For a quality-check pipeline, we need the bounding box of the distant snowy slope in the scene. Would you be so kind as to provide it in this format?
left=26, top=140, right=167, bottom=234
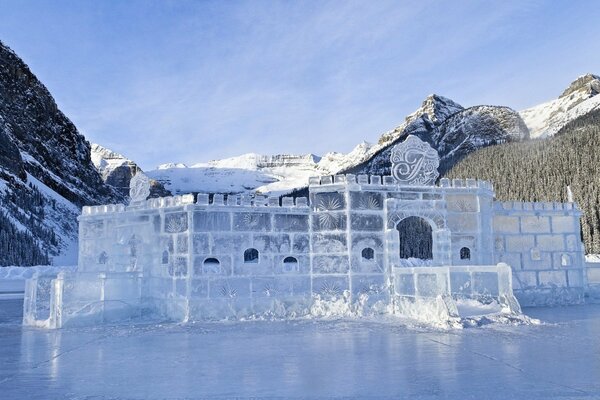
left=145, top=142, right=378, bottom=196
left=148, top=149, right=374, bottom=196
left=520, top=74, right=600, bottom=138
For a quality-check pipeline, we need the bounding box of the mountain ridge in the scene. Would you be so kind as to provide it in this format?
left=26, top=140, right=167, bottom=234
left=0, top=40, right=123, bottom=265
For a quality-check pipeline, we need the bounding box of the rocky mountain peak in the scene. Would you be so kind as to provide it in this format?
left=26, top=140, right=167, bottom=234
left=560, top=73, right=600, bottom=99
left=413, top=94, right=464, bottom=125
left=90, top=143, right=170, bottom=198
left=378, top=94, right=463, bottom=146
left=0, top=41, right=120, bottom=206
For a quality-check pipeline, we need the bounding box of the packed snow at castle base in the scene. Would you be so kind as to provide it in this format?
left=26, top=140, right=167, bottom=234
left=21, top=136, right=599, bottom=329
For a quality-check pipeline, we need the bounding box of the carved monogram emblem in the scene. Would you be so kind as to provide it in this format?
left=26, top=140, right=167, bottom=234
left=129, top=173, right=151, bottom=204
left=390, top=135, right=439, bottom=186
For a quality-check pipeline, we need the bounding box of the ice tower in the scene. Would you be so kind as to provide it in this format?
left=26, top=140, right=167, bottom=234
left=23, top=136, right=587, bottom=328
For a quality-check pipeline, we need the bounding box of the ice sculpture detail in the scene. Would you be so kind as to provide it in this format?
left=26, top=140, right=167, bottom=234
left=391, top=135, right=440, bottom=186
left=22, top=147, right=589, bottom=328
left=129, top=172, right=151, bottom=203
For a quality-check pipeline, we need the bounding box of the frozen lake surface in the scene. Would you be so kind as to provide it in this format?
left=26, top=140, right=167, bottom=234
left=1, top=299, right=600, bottom=399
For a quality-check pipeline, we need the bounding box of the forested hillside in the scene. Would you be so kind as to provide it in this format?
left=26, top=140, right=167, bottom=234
left=446, top=109, right=600, bottom=253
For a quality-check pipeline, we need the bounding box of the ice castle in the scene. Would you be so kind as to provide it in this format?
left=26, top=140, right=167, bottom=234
left=24, top=136, right=588, bottom=328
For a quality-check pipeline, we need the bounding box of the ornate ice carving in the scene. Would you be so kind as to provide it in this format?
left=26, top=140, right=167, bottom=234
left=390, top=135, right=439, bottom=186
left=129, top=173, right=151, bottom=204
left=316, top=194, right=344, bottom=230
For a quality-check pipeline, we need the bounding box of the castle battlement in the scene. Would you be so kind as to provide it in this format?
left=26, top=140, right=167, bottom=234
left=82, top=194, right=310, bottom=216
left=309, top=174, right=494, bottom=191
left=493, top=201, right=581, bottom=213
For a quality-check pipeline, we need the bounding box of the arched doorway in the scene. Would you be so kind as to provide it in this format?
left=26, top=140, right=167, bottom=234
left=397, top=216, right=433, bottom=260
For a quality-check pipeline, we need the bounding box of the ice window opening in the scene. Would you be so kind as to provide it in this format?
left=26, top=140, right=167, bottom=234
left=244, top=248, right=259, bottom=263
left=460, top=247, right=471, bottom=260
left=361, top=247, right=374, bottom=261
left=283, top=256, right=298, bottom=272
left=161, top=250, right=169, bottom=264
left=204, top=258, right=220, bottom=266
left=397, top=216, right=433, bottom=260
left=98, top=251, right=108, bottom=264
left=561, top=253, right=572, bottom=266
left=283, top=256, right=298, bottom=264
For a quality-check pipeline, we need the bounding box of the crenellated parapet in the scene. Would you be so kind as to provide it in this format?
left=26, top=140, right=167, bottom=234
left=493, top=201, right=581, bottom=213
left=308, top=174, right=494, bottom=192
left=81, top=194, right=309, bottom=216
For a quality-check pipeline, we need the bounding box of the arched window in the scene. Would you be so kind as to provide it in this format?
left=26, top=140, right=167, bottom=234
left=460, top=247, right=471, bottom=260
left=244, top=248, right=259, bottom=263
left=98, top=251, right=108, bottom=264
left=283, top=256, right=298, bottom=272
left=561, top=253, right=572, bottom=267
left=203, top=257, right=221, bottom=274
left=161, top=250, right=169, bottom=264
left=361, top=247, right=374, bottom=261
left=204, top=257, right=220, bottom=266
left=283, top=256, right=298, bottom=264
left=396, top=216, right=433, bottom=260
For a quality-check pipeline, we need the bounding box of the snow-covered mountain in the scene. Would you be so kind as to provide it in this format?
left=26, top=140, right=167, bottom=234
left=146, top=94, right=527, bottom=196
left=0, top=41, right=124, bottom=265
left=91, top=143, right=140, bottom=195
left=146, top=144, right=375, bottom=196
left=91, top=143, right=169, bottom=197
left=520, top=74, right=600, bottom=138
left=344, top=102, right=528, bottom=177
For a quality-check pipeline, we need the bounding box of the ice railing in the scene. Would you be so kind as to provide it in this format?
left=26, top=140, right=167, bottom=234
left=392, top=264, right=522, bottom=322
left=493, top=201, right=581, bottom=212
left=82, top=194, right=310, bottom=216
left=24, top=271, right=143, bottom=329
left=308, top=175, right=494, bottom=191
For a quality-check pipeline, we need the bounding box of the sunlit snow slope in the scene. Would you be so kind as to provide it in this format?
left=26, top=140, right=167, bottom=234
left=146, top=144, right=375, bottom=196
left=520, top=74, right=600, bottom=138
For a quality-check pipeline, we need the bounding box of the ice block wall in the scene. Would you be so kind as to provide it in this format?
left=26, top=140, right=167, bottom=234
left=493, top=201, right=586, bottom=305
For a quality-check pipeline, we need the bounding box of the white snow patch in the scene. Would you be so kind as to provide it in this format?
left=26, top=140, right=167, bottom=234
left=520, top=88, right=600, bottom=138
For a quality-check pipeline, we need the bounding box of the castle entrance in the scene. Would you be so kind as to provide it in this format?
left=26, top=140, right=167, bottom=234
left=397, top=216, right=433, bottom=260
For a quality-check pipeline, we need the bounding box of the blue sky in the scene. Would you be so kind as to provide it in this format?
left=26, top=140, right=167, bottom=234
left=1, top=0, right=599, bottom=170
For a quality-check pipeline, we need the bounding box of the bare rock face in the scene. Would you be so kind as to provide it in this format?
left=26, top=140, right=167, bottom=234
left=560, top=74, right=600, bottom=99
left=91, top=143, right=171, bottom=198
left=434, top=105, right=529, bottom=174
left=0, top=40, right=123, bottom=265
left=0, top=117, right=24, bottom=178
left=344, top=96, right=528, bottom=177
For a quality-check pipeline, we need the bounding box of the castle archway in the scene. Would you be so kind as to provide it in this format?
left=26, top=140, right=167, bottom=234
left=396, top=216, right=433, bottom=260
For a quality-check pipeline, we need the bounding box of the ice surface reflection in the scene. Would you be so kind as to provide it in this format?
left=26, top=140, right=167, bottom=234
left=1, top=299, right=600, bottom=399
